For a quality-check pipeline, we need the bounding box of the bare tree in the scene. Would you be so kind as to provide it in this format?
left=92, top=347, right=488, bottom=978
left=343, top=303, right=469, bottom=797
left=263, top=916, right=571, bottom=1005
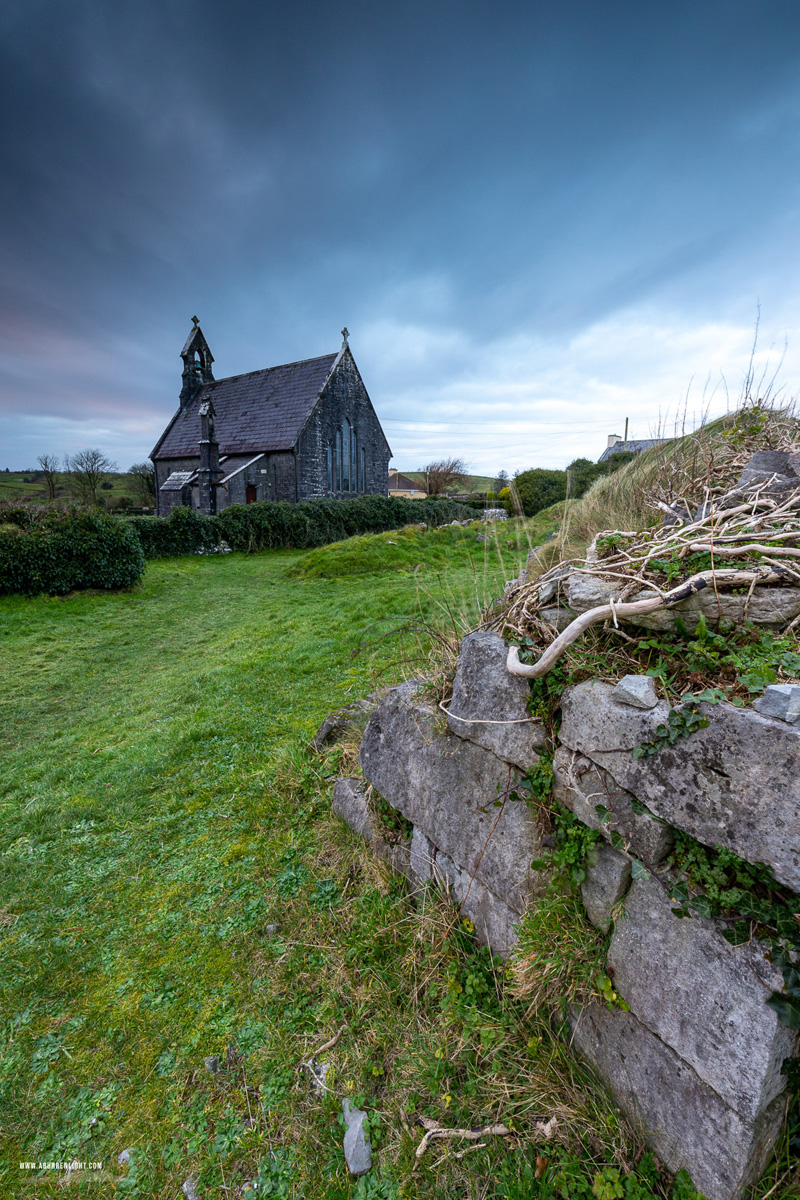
left=128, top=461, right=156, bottom=506
left=66, top=448, right=117, bottom=506
left=421, top=457, right=468, bottom=496
left=37, top=454, right=60, bottom=500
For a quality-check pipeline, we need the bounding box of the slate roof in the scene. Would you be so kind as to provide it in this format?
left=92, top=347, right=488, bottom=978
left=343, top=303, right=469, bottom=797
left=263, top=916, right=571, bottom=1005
left=152, top=353, right=338, bottom=460
left=160, top=470, right=195, bottom=491
left=389, top=471, right=423, bottom=491
left=598, top=438, right=667, bottom=463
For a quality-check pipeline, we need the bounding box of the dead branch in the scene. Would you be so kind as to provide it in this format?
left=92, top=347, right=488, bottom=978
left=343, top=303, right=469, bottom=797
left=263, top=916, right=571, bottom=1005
left=507, top=567, right=790, bottom=679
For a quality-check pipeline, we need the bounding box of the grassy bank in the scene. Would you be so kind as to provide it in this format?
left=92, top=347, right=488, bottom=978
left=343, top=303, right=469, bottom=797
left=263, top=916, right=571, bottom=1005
left=0, top=526, right=792, bottom=1198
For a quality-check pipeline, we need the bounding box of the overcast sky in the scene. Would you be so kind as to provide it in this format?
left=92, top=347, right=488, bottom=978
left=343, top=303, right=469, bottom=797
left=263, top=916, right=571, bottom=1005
left=2, top=0, right=800, bottom=475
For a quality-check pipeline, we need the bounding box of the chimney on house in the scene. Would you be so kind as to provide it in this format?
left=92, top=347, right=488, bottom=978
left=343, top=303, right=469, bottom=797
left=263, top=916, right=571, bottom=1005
left=607, top=434, right=623, bottom=448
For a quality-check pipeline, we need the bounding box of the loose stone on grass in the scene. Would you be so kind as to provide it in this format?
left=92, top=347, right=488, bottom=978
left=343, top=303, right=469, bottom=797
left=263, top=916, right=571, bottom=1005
left=117, top=1149, right=133, bottom=1165
left=183, top=1177, right=200, bottom=1200
left=204, top=1055, right=220, bottom=1074
left=342, top=1099, right=372, bottom=1175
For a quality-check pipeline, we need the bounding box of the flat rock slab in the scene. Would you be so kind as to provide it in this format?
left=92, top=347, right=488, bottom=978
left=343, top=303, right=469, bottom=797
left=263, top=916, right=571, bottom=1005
left=608, top=878, right=796, bottom=1121
left=553, top=745, right=674, bottom=865
left=570, top=1002, right=786, bottom=1200
left=559, top=682, right=800, bottom=891
left=360, top=682, right=545, bottom=912
left=565, top=572, right=800, bottom=632
left=434, top=850, right=519, bottom=957
left=332, top=777, right=412, bottom=880
left=446, top=630, right=547, bottom=770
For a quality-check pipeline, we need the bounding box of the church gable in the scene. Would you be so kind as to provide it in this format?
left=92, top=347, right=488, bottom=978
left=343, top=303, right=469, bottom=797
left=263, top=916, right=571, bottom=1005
left=151, top=322, right=390, bottom=514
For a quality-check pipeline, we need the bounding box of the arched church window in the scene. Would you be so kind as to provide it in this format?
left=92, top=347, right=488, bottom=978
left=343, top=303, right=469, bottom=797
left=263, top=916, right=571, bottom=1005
left=342, top=420, right=351, bottom=491
left=351, top=427, right=357, bottom=492
left=326, top=445, right=333, bottom=492
left=335, top=430, right=342, bottom=491
left=360, top=446, right=366, bottom=492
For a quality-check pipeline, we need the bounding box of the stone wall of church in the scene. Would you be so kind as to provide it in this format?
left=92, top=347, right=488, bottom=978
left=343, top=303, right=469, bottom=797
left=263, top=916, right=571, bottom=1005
left=297, top=351, right=390, bottom=500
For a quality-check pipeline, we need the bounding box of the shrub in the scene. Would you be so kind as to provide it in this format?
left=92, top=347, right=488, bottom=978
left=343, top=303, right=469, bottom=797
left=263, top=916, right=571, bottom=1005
left=0, top=510, right=145, bottom=596
left=126, top=495, right=475, bottom=559
left=512, top=468, right=568, bottom=517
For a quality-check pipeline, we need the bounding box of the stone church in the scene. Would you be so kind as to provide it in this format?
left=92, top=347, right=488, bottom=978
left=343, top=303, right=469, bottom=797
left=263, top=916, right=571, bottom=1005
left=150, top=321, right=391, bottom=516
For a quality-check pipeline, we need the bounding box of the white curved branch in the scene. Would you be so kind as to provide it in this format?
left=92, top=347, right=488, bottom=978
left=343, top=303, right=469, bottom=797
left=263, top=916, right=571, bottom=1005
left=506, top=567, right=792, bottom=679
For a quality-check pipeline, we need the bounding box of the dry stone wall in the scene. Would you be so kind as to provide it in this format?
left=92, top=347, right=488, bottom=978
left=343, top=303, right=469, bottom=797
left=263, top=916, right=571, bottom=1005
left=328, top=629, right=800, bottom=1200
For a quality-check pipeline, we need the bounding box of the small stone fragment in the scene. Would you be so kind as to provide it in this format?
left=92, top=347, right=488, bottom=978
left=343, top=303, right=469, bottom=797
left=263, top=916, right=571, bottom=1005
left=263, top=923, right=280, bottom=936
left=612, top=675, right=659, bottom=710
left=580, top=844, right=632, bottom=932
left=204, top=1055, right=220, bottom=1074
left=117, top=1149, right=133, bottom=1165
left=342, top=1099, right=372, bottom=1175
left=754, top=684, right=800, bottom=725
left=183, top=1177, right=199, bottom=1200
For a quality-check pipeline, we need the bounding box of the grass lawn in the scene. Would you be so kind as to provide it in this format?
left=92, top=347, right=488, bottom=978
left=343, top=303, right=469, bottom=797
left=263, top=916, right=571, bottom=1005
left=0, top=522, right=795, bottom=1199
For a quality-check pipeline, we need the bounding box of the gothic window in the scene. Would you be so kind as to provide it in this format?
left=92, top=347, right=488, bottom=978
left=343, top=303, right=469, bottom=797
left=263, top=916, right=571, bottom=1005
left=351, top=427, right=357, bottom=492
left=342, top=420, right=351, bottom=491
left=360, top=446, right=366, bottom=492
left=335, top=430, right=342, bottom=491
left=326, top=445, right=333, bottom=492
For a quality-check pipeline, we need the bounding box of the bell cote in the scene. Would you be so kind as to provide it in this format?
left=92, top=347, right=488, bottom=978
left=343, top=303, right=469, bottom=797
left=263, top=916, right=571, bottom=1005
left=180, top=317, right=215, bottom=408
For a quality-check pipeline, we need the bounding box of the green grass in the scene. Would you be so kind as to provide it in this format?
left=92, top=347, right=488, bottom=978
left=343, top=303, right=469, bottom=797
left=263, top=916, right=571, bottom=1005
left=0, top=534, right=795, bottom=1199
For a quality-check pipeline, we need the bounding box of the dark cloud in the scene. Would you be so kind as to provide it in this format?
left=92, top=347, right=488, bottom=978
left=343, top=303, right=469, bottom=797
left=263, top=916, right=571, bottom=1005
left=2, top=0, right=800, bottom=467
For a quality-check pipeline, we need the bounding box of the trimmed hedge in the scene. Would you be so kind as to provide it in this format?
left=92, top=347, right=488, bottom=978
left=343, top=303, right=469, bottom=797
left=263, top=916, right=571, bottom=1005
left=0, top=510, right=146, bottom=596
left=126, top=494, right=476, bottom=558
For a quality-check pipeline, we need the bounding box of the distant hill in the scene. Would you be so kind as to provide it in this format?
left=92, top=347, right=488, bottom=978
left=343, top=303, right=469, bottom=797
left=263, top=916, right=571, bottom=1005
left=0, top=471, right=146, bottom=507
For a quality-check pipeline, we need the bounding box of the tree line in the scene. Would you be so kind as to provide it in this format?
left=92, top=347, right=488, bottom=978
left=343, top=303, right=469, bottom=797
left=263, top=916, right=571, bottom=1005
left=28, top=451, right=156, bottom=507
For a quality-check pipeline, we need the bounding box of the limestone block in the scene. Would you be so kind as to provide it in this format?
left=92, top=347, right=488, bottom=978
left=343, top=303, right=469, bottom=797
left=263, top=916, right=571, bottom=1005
left=552, top=745, right=674, bottom=865
left=564, top=571, right=800, bottom=632
left=446, top=630, right=547, bottom=770
left=612, top=674, right=659, bottom=709
left=332, top=777, right=412, bottom=880
left=538, top=605, right=577, bottom=632
left=560, top=682, right=800, bottom=891
left=580, top=844, right=631, bottom=932
left=608, top=878, right=796, bottom=1121
left=736, top=449, right=799, bottom=489
left=570, top=1002, right=787, bottom=1200
left=332, top=777, right=376, bottom=842
left=410, top=826, right=436, bottom=883
left=754, top=683, right=800, bottom=725
left=434, top=850, right=519, bottom=957
left=360, top=682, right=545, bottom=912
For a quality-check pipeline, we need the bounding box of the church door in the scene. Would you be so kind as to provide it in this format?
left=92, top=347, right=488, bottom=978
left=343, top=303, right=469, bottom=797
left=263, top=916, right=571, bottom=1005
left=246, top=485, right=257, bottom=504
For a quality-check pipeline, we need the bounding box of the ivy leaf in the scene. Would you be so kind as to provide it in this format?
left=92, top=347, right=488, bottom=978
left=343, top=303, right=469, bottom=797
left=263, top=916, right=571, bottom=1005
left=775, top=908, right=799, bottom=941
left=594, top=804, right=610, bottom=825
left=722, top=922, right=751, bottom=947
left=670, top=881, right=690, bottom=905
left=609, top=830, right=625, bottom=851
left=630, top=859, right=650, bottom=881
left=629, top=798, right=645, bottom=815
left=671, top=907, right=690, bottom=919
left=690, top=895, right=713, bottom=920
left=766, top=992, right=800, bottom=1030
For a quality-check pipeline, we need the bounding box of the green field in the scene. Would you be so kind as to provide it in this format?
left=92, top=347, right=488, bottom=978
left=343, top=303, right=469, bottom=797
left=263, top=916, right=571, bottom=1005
left=0, top=522, right=795, bottom=1199
left=0, top=471, right=145, bottom=506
